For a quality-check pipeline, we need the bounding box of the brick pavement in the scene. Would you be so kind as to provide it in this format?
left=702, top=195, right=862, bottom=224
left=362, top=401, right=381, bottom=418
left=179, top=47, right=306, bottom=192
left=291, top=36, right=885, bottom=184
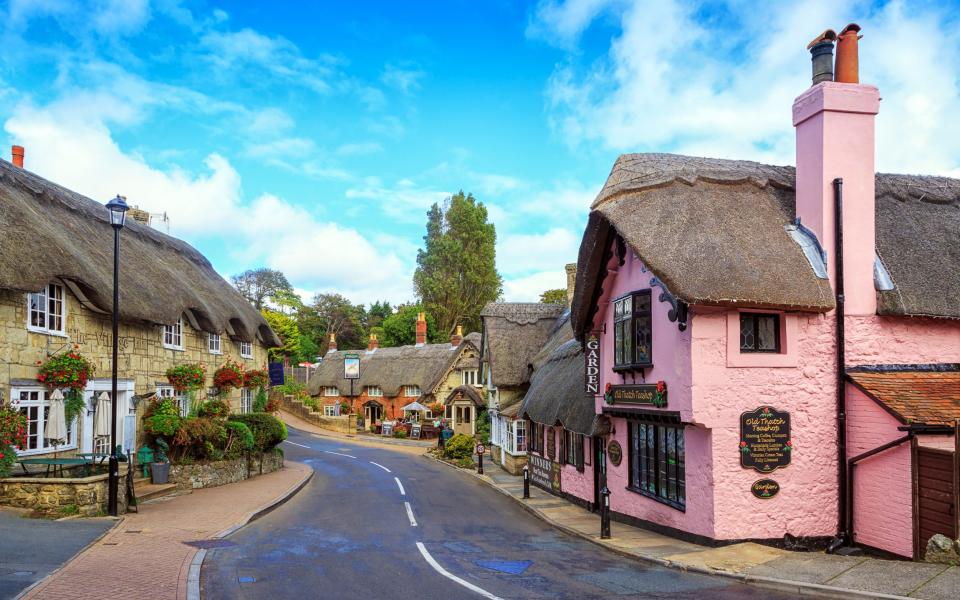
left=23, top=461, right=312, bottom=600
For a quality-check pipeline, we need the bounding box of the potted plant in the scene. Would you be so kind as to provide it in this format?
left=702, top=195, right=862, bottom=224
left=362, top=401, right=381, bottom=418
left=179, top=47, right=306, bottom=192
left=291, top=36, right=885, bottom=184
left=166, top=363, right=206, bottom=393
left=151, top=439, right=170, bottom=484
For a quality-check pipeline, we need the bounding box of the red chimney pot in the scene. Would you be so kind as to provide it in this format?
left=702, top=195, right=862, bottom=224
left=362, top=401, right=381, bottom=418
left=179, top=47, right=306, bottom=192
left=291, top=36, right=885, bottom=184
left=11, top=145, right=24, bottom=168
left=835, top=23, right=862, bottom=84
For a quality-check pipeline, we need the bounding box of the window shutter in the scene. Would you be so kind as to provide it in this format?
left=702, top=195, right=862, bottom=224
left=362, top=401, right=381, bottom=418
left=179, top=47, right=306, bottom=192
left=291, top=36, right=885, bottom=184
left=560, top=431, right=567, bottom=465
left=576, top=435, right=585, bottom=472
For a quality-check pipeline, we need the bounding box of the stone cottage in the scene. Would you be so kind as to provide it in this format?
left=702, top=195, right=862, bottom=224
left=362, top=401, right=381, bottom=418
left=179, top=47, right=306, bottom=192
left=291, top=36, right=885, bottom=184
left=0, top=149, right=279, bottom=461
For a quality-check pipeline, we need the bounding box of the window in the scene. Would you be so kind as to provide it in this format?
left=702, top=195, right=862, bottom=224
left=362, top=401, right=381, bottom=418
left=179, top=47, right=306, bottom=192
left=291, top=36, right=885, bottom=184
left=503, top=420, right=527, bottom=454
left=322, top=387, right=339, bottom=397
left=163, top=318, right=183, bottom=350
left=456, top=405, right=472, bottom=424
left=240, top=388, right=253, bottom=414
left=628, top=421, right=685, bottom=510
left=527, top=421, right=543, bottom=454
left=208, top=333, right=222, bottom=354
left=613, top=290, right=652, bottom=370
left=366, top=386, right=383, bottom=397
left=445, top=404, right=452, bottom=419
left=157, top=385, right=189, bottom=417
left=404, top=385, right=421, bottom=397
left=323, top=405, right=337, bottom=417
left=515, top=420, right=526, bottom=453
left=27, top=283, right=66, bottom=335
left=11, top=389, right=76, bottom=455
left=461, top=369, right=479, bottom=387
left=739, top=313, right=780, bottom=353
left=238, top=341, right=253, bottom=359
left=560, top=430, right=585, bottom=471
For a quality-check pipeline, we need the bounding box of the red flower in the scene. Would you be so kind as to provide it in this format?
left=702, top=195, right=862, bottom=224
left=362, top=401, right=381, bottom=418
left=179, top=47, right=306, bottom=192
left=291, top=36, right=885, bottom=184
left=656, top=380, right=666, bottom=393
left=786, top=440, right=792, bottom=447
left=739, top=441, right=747, bottom=447
left=604, top=383, right=612, bottom=393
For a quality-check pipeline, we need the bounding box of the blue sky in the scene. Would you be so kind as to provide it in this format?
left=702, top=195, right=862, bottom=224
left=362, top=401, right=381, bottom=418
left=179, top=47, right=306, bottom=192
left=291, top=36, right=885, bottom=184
left=2, top=1, right=958, bottom=306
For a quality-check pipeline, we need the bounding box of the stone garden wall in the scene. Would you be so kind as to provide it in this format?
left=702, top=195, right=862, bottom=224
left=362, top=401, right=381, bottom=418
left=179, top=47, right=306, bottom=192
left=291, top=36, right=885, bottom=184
left=281, top=396, right=357, bottom=433
left=168, top=450, right=284, bottom=490
left=0, top=472, right=128, bottom=516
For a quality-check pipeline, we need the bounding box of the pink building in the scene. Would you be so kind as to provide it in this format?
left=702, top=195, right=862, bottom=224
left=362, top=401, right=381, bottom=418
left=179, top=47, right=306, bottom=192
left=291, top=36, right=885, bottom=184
left=566, top=30, right=959, bottom=556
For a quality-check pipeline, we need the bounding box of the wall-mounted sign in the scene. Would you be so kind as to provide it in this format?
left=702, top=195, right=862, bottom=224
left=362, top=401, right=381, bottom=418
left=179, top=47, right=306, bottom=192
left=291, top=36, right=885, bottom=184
left=740, top=406, right=792, bottom=473
left=607, top=441, right=623, bottom=467
left=751, top=479, right=780, bottom=499
left=268, top=362, right=285, bottom=387
left=344, top=354, right=361, bottom=379
left=529, top=454, right=562, bottom=494
left=547, top=427, right=556, bottom=460
left=604, top=383, right=667, bottom=408
left=585, top=333, right=600, bottom=394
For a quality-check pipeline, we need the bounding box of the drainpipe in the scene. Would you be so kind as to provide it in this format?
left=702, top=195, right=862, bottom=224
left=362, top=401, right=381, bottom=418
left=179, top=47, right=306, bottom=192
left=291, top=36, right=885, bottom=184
left=846, top=433, right=912, bottom=548
left=828, top=177, right=850, bottom=554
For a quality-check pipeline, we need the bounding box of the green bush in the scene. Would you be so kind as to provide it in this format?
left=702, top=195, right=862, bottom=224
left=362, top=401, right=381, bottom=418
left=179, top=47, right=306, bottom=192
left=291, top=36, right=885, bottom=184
left=274, top=382, right=307, bottom=398
left=171, top=417, right=227, bottom=462
left=444, top=433, right=475, bottom=460
left=197, top=399, right=230, bottom=419
left=455, top=456, right=475, bottom=469
left=143, top=398, right=182, bottom=437
left=228, top=413, right=287, bottom=452
left=393, top=429, right=408, bottom=439
left=475, top=409, right=491, bottom=445
left=253, top=388, right=269, bottom=412
left=224, top=421, right=254, bottom=458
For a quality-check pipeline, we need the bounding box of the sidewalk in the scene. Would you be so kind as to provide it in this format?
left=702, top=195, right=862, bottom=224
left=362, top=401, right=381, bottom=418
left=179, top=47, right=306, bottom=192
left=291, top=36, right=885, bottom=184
left=469, top=465, right=959, bottom=600
left=279, top=409, right=435, bottom=455
left=21, top=461, right=312, bottom=600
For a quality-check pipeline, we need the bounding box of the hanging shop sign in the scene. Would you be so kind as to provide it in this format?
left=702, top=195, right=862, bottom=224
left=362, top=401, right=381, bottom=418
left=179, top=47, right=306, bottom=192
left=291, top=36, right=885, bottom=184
left=547, top=427, right=556, bottom=460
left=585, top=333, right=600, bottom=394
left=740, top=406, right=792, bottom=473
left=529, top=454, right=562, bottom=494
left=751, top=479, right=781, bottom=499
left=607, top=440, right=623, bottom=467
left=604, top=382, right=667, bottom=408
left=268, top=362, right=285, bottom=387
left=343, top=354, right=361, bottom=379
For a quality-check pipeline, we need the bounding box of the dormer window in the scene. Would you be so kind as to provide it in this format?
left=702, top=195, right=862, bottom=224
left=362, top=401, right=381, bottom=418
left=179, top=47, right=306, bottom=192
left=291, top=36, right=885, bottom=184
left=238, top=341, right=252, bottom=359
left=322, top=386, right=339, bottom=397
left=163, top=318, right=183, bottom=350
left=739, top=313, right=780, bottom=353
left=366, top=386, right=383, bottom=397
left=461, top=369, right=479, bottom=387
left=404, top=385, right=421, bottom=397
left=208, top=333, right=222, bottom=354
left=27, top=283, right=66, bottom=336
left=613, top=290, right=652, bottom=371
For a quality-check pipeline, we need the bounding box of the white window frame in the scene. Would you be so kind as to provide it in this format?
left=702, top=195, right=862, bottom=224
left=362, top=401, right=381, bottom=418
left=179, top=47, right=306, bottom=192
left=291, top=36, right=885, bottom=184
left=208, top=333, right=222, bottom=354
left=461, top=369, right=480, bottom=387
left=323, top=405, right=337, bottom=417
left=26, top=283, right=67, bottom=336
left=157, top=385, right=189, bottom=417
left=503, top=419, right=527, bottom=456
left=366, top=386, right=383, bottom=397
left=240, top=388, right=253, bottom=414
left=163, top=317, right=184, bottom=350
left=323, top=386, right=339, bottom=397
left=404, top=385, right=421, bottom=397
left=11, top=387, right=77, bottom=456
left=238, top=340, right=253, bottom=359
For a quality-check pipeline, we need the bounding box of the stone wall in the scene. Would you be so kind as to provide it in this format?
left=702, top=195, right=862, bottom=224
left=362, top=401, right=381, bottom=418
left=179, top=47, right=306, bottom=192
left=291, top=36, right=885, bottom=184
left=282, top=396, right=357, bottom=433
left=168, top=450, right=284, bottom=490
left=0, top=472, right=129, bottom=516
left=491, top=444, right=527, bottom=475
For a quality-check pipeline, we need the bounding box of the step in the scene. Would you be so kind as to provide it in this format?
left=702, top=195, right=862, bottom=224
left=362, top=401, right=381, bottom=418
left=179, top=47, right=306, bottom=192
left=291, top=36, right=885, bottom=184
left=133, top=481, right=178, bottom=503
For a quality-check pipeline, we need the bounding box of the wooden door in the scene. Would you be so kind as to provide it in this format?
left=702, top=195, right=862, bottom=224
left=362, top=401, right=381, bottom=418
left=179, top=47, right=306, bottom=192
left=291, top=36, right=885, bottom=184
left=916, top=447, right=957, bottom=555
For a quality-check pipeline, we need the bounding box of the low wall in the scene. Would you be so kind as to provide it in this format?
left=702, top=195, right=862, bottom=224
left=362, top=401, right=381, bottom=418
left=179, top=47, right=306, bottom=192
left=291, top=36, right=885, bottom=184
left=0, top=472, right=129, bottom=516
left=282, top=396, right=357, bottom=433
left=492, top=445, right=528, bottom=475
left=168, top=450, right=284, bottom=490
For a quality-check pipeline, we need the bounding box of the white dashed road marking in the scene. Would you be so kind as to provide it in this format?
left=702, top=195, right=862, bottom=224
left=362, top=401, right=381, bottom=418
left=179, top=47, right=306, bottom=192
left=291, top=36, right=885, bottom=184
left=416, top=542, right=504, bottom=600
left=370, top=461, right=391, bottom=473
left=395, top=477, right=406, bottom=495
left=405, top=502, right=418, bottom=527
left=323, top=451, right=357, bottom=459
left=283, top=440, right=310, bottom=449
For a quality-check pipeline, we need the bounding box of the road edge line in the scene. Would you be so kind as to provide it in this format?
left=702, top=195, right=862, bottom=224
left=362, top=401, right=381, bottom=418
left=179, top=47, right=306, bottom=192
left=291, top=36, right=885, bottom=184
left=416, top=542, right=504, bottom=600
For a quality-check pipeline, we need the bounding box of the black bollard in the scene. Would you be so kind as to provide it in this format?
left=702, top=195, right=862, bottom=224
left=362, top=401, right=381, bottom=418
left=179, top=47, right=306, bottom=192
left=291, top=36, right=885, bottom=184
left=477, top=452, right=484, bottom=475
left=523, top=465, right=530, bottom=499
left=600, top=485, right=611, bottom=539
left=107, top=455, right=119, bottom=516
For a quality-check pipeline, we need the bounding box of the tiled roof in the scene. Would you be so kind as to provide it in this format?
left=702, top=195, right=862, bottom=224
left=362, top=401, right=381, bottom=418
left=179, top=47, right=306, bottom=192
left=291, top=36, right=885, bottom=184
left=847, top=370, right=960, bottom=426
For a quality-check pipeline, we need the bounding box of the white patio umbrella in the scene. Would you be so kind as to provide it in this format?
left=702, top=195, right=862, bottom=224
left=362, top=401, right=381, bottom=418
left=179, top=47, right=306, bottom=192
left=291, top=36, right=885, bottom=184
left=401, top=401, right=430, bottom=413
left=44, top=389, right=68, bottom=454
left=94, top=392, right=112, bottom=453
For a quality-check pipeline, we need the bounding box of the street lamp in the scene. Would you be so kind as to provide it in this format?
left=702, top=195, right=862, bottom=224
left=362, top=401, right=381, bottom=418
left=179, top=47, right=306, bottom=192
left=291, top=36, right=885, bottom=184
left=105, top=194, right=128, bottom=517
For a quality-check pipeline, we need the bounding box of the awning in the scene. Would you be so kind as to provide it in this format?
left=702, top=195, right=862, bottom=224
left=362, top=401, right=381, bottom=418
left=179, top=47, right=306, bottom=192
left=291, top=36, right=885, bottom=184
left=847, top=368, right=960, bottom=426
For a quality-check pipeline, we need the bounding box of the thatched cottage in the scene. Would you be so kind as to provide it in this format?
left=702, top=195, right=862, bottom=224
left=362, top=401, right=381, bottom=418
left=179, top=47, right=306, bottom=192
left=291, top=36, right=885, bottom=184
left=0, top=149, right=279, bottom=460
left=307, top=314, right=482, bottom=434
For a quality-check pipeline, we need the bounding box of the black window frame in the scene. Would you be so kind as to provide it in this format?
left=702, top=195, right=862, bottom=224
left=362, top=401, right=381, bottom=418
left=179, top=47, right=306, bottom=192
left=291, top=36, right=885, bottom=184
left=627, top=420, right=685, bottom=511
left=613, top=290, right=653, bottom=372
left=739, top=312, right=781, bottom=353
left=560, top=429, right=585, bottom=472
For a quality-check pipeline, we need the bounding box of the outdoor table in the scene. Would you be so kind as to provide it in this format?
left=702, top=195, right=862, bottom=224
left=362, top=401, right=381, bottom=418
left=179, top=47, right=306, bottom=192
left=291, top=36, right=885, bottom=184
left=17, top=457, right=92, bottom=478
left=75, top=452, right=111, bottom=465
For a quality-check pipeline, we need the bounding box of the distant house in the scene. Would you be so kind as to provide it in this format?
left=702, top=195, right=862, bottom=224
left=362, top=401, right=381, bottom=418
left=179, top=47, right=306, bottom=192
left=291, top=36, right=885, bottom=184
left=306, top=314, right=481, bottom=429
left=0, top=148, right=279, bottom=461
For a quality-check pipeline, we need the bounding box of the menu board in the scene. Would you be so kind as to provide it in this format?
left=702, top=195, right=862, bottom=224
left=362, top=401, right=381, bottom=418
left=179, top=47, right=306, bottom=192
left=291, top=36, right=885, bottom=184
left=740, top=406, right=791, bottom=473
left=529, top=454, right=562, bottom=494
left=411, top=424, right=422, bottom=439
left=381, top=422, right=394, bottom=437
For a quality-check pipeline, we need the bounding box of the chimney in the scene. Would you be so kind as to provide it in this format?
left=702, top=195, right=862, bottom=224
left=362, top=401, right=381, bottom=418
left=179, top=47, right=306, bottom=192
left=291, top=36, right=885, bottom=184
left=367, top=333, right=379, bottom=351
left=11, top=145, right=24, bottom=168
left=565, top=263, right=577, bottom=308
left=835, top=24, right=861, bottom=84
left=327, top=333, right=337, bottom=353
left=794, top=24, right=879, bottom=315
left=450, top=325, right=463, bottom=347
left=415, top=312, right=427, bottom=346
left=807, top=29, right=836, bottom=85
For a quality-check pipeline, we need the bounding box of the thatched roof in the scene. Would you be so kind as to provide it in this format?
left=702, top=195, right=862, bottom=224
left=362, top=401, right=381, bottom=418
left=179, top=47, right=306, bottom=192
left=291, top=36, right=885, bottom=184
left=307, top=333, right=480, bottom=398
left=444, top=385, right=485, bottom=407
left=572, top=153, right=960, bottom=337
left=480, top=302, right=567, bottom=388
left=0, top=160, right=280, bottom=346
left=519, top=316, right=596, bottom=436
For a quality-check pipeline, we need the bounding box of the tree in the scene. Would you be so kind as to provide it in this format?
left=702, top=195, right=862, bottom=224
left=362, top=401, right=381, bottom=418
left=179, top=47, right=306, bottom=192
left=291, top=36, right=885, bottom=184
left=365, top=301, right=393, bottom=330
left=380, top=305, right=440, bottom=347
left=261, top=309, right=302, bottom=363
left=232, top=268, right=292, bottom=310
left=299, top=293, right=366, bottom=352
left=539, top=288, right=566, bottom=305
left=413, top=191, right=502, bottom=335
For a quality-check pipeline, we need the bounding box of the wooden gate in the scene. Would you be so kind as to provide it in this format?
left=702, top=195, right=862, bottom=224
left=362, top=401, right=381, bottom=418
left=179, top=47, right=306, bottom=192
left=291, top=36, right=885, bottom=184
left=915, top=447, right=957, bottom=556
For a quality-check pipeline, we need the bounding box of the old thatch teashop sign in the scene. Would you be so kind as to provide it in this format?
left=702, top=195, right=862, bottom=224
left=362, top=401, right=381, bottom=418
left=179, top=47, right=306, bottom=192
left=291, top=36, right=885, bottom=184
left=604, top=382, right=667, bottom=407
left=585, top=333, right=600, bottom=394
left=740, top=406, right=792, bottom=473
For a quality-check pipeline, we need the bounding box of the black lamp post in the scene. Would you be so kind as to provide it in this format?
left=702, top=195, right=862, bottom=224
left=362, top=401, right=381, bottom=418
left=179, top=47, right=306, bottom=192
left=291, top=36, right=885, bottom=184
left=105, top=194, right=129, bottom=517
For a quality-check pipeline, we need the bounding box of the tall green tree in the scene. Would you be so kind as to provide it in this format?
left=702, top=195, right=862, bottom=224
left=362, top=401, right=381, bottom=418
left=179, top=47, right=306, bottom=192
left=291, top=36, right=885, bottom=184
left=413, top=191, right=502, bottom=335
left=298, top=293, right=366, bottom=352
left=261, top=309, right=302, bottom=363
left=231, top=268, right=293, bottom=310
left=539, top=288, right=567, bottom=305
left=380, top=304, right=440, bottom=347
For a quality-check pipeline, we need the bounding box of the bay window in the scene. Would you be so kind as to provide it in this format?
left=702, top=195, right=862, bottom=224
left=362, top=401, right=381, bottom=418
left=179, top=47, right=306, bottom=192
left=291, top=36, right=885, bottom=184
left=27, top=283, right=66, bottom=335
left=613, top=290, right=652, bottom=370
left=502, top=419, right=527, bottom=455
left=628, top=420, right=685, bottom=510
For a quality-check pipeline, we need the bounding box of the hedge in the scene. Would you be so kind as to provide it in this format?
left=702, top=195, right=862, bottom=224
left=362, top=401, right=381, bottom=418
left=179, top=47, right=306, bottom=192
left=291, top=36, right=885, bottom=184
left=228, top=413, right=287, bottom=452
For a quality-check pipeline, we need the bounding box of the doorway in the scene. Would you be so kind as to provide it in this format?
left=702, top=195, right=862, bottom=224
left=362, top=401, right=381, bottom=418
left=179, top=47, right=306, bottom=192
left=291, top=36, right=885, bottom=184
left=364, top=401, right=383, bottom=424
left=81, top=379, right=135, bottom=456
left=593, top=437, right=606, bottom=512
left=916, top=447, right=957, bottom=555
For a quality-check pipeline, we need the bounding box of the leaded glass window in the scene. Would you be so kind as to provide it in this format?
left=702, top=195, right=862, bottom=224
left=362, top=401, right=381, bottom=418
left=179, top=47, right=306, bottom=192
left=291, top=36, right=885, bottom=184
left=739, top=313, right=781, bottom=353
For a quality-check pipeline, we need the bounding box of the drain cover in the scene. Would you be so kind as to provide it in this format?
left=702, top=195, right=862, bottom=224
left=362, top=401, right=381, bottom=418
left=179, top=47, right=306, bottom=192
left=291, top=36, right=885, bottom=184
left=184, top=539, right=237, bottom=549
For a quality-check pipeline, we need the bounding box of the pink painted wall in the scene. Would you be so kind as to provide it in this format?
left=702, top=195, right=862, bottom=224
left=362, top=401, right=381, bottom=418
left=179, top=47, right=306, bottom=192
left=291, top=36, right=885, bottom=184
left=536, top=427, right=595, bottom=504
left=846, top=385, right=913, bottom=558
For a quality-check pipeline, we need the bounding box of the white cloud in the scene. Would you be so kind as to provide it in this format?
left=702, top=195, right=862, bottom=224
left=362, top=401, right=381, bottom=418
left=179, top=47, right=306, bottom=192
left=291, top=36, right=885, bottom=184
left=497, top=228, right=580, bottom=276
left=6, top=0, right=152, bottom=37
left=346, top=181, right=451, bottom=223
left=381, top=64, right=426, bottom=94
left=533, top=0, right=960, bottom=174
left=503, top=271, right=568, bottom=302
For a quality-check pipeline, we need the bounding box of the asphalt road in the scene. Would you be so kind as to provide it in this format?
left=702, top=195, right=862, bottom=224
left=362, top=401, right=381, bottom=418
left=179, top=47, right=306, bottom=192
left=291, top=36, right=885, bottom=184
left=202, top=427, right=801, bottom=600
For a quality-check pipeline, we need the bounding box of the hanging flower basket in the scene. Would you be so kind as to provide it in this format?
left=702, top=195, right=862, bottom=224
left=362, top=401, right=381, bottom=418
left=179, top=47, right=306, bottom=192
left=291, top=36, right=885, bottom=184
left=0, top=407, right=28, bottom=477
left=37, top=348, right=94, bottom=392
left=244, top=368, right=269, bottom=389
left=166, top=363, right=206, bottom=393
left=213, top=360, right=245, bottom=390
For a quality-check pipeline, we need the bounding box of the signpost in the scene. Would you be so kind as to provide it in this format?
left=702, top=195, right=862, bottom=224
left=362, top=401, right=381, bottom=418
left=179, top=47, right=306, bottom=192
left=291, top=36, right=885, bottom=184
left=585, top=333, right=600, bottom=394
left=740, top=406, right=792, bottom=473
left=476, top=443, right=485, bottom=475
left=344, top=353, right=360, bottom=404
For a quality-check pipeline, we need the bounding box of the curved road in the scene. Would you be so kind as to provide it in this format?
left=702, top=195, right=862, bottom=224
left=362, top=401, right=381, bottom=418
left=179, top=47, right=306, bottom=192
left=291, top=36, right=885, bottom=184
left=202, top=426, right=800, bottom=599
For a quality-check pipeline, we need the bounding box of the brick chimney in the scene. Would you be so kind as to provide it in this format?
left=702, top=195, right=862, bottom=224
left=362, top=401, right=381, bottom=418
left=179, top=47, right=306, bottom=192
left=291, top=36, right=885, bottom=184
left=794, top=23, right=879, bottom=315
left=415, top=312, right=427, bottom=346
left=327, top=333, right=337, bottom=354
left=450, top=325, right=463, bottom=347
left=11, top=145, right=24, bottom=168
left=367, top=333, right=379, bottom=351
left=565, top=263, right=577, bottom=308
